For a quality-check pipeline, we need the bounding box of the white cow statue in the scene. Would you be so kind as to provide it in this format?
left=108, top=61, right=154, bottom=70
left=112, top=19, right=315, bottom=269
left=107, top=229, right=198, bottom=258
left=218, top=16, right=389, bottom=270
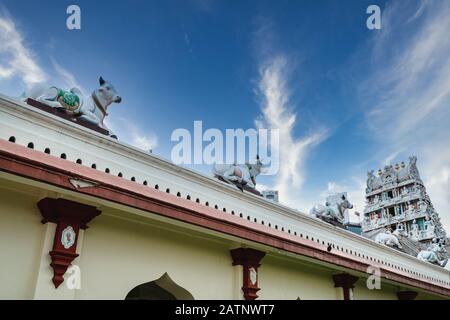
left=375, top=229, right=402, bottom=249
left=310, top=193, right=353, bottom=225
left=417, top=240, right=449, bottom=267
left=23, top=77, right=121, bottom=137
left=213, top=156, right=264, bottom=191
left=392, top=223, right=407, bottom=238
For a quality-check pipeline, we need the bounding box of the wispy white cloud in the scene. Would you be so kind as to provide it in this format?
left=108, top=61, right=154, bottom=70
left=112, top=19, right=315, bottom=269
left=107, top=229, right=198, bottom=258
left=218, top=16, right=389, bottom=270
left=356, top=0, right=450, bottom=231
left=51, top=59, right=86, bottom=96
left=0, top=12, right=159, bottom=153
left=130, top=129, right=158, bottom=152
left=105, top=117, right=158, bottom=152
left=190, top=0, right=215, bottom=13
left=0, top=12, right=47, bottom=87
left=255, top=54, right=327, bottom=209
left=251, top=15, right=328, bottom=211
left=316, top=1, right=450, bottom=233
left=362, top=1, right=450, bottom=142
left=180, top=24, right=193, bottom=54
left=382, top=148, right=405, bottom=166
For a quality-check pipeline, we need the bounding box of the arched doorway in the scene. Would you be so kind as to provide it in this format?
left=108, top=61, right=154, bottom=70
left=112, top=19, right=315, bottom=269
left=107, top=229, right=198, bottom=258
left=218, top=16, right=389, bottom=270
left=125, top=273, right=194, bottom=300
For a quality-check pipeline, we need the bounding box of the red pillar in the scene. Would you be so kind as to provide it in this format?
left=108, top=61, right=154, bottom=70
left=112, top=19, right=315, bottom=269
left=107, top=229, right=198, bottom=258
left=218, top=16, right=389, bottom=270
left=333, top=273, right=359, bottom=300
left=230, top=248, right=265, bottom=300
left=37, top=198, right=101, bottom=288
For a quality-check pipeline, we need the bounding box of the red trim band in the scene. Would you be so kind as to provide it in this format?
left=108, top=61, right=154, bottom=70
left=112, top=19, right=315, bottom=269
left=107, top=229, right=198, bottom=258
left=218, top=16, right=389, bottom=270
left=0, top=140, right=449, bottom=297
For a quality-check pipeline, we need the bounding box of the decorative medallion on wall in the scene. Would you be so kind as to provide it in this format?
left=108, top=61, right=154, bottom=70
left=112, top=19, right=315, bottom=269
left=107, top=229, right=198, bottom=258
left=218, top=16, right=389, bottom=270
left=249, top=267, right=257, bottom=285
left=61, top=226, right=76, bottom=249
left=37, top=198, right=101, bottom=288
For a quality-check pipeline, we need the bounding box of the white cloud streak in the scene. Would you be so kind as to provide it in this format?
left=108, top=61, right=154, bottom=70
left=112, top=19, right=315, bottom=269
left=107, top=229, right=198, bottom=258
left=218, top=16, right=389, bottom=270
left=105, top=117, right=158, bottom=152
left=0, top=12, right=158, bottom=153
left=0, top=13, right=47, bottom=87
left=357, top=0, right=450, bottom=231
left=51, top=59, right=86, bottom=96
left=255, top=55, right=327, bottom=209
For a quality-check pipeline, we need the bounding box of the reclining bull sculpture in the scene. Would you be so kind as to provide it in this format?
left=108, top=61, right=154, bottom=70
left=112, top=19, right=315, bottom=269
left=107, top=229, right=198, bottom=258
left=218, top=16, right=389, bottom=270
left=23, top=76, right=121, bottom=137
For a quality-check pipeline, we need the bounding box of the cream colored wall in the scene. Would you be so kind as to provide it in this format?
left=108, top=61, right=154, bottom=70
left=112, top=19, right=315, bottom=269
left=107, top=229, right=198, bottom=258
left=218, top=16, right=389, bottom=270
left=75, top=213, right=236, bottom=300
left=416, top=292, right=446, bottom=300
left=352, top=280, right=398, bottom=300
left=0, top=187, right=45, bottom=299
left=258, top=256, right=339, bottom=300
left=0, top=181, right=446, bottom=300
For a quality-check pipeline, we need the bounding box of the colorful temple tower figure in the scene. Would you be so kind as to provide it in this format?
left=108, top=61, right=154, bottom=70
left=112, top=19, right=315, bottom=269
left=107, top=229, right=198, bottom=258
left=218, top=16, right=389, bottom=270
left=362, top=156, right=448, bottom=246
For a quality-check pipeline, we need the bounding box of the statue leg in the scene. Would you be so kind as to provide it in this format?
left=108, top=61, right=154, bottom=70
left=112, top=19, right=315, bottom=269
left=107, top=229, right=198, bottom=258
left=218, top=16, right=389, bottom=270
left=78, top=111, right=101, bottom=126
left=107, top=128, right=117, bottom=139
left=222, top=166, right=240, bottom=183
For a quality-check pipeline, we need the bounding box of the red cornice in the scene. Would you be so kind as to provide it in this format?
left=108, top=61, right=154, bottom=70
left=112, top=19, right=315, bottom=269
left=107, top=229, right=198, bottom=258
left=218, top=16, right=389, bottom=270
left=38, top=197, right=101, bottom=229
left=0, top=140, right=449, bottom=297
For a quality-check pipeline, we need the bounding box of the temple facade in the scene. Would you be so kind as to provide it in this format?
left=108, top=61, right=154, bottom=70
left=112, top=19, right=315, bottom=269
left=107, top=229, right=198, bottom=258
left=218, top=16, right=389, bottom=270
left=1, top=93, right=450, bottom=300
left=362, top=157, right=447, bottom=245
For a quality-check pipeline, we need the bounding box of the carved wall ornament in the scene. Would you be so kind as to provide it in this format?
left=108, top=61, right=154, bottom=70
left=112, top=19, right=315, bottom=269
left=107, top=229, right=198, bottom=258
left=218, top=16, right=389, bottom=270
left=37, top=198, right=101, bottom=288
left=61, top=226, right=76, bottom=249
left=230, top=248, right=265, bottom=300
left=69, top=178, right=98, bottom=189
left=249, top=267, right=257, bottom=286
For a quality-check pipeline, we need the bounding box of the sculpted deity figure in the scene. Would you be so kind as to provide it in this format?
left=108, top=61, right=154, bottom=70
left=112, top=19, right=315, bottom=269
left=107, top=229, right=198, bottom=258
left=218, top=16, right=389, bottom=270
left=410, top=219, right=420, bottom=240
left=423, top=216, right=435, bottom=235
left=405, top=202, right=413, bottom=217
left=372, top=213, right=380, bottom=227
left=381, top=208, right=387, bottom=220
left=381, top=164, right=395, bottom=184
left=408, top=156, right=421, bottom=180
left=366, top=170, right=376, bottom=192
left=418, top=200, right=427, bottom=213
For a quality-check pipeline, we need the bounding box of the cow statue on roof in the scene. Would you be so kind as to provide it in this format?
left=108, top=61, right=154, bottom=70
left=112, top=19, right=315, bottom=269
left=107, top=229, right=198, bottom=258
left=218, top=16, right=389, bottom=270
left=310, top=192, right=354, bottom=227
left=213, top=156, right=264, bottom=193
left=23, top=76, right=121, bottom=138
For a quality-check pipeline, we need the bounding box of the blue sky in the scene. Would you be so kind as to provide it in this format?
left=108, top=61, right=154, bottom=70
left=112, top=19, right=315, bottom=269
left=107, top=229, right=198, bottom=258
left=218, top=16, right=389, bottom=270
left=1, top=0, right=449, bottom=230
